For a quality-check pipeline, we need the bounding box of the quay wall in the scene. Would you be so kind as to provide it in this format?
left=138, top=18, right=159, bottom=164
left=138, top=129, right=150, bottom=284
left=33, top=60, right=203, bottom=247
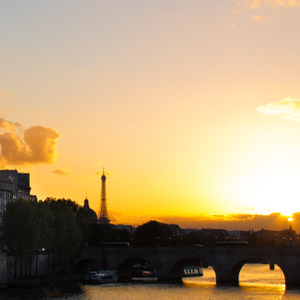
left=0, top=253, right=7, bottom=288
left=0, top=252, right=58, bottom=288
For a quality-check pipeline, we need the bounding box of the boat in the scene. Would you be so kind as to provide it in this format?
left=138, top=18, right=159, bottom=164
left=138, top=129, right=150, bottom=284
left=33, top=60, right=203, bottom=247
left=131, top=263, right=158, bottom=282
left=182, top=265, right=203, bottom=277
left=85, top=270, right=118, bottom=284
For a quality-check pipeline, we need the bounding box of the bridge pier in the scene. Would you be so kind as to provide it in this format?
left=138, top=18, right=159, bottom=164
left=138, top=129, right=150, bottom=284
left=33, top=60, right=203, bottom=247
left=281, top=265, right=300, bottom=287
left=212, top=264, right=239, bottom=286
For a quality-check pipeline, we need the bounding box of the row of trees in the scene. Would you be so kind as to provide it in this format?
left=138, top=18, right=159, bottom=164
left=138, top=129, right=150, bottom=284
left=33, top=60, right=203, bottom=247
left=1, top=198, right=89, bottom=277
left=1, top=197, right=239, bottom=262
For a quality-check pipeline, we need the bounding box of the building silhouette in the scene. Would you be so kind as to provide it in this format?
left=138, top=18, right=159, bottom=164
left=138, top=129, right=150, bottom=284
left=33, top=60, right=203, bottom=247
left=0, top=170, right=36, bottom=224
left=83, top=197, right=98, bottom=223
left=99, top=170, right=110, bottom=224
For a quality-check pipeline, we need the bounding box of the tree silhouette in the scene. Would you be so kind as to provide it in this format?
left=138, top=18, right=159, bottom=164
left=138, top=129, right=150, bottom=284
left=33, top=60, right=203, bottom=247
left=134, top=220, right=172, bottom=246
left=1, top=199, right=39, bottom=277
left=43, top=198, right=84, bottom=270
left=1, top=198, right=86, bottom=278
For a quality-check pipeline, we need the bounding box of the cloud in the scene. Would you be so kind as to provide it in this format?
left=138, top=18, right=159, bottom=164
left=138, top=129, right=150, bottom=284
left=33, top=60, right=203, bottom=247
left=251, top=14, right=268, bottom=22
left=0, top=118, right=60, bottom=166
left=157, top=212, right=292, bottom=231
left=267, top=0, right=300, bottom=7
left=238, top=0, right=300, bottom=9
left=96, top=170, right=111, bottom=176
left=108, top=210, right=123, bottom=223
left=0, top=118, right=21, bottom=131
left=54, top=169, right=67, bottom=176
left=257, top=97, right=300, bottom=121
left=0, top=90, right=13, bottom=96
left=234, top=0, right=300, bottom=22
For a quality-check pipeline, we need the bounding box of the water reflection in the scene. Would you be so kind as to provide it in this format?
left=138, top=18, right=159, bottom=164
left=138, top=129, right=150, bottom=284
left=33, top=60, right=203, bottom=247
left=1, top=264, right=300, bottom=300
left=183, top=264, right=285, bottom=287
left=183, top=264, right=286, bottom=298
left=239, top=264, right=285, bottom=291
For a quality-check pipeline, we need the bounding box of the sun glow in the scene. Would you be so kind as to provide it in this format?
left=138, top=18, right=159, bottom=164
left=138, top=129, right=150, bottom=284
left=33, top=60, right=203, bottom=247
left=227, top=130, right=300, bottom=218
left=235, top=171, right=300, bottom=217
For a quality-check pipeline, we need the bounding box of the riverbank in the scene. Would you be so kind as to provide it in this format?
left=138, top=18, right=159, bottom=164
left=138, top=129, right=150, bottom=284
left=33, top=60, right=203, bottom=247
left=0, top=279, right=84, bottom=299
left=8, top=273, right=84, bottom=288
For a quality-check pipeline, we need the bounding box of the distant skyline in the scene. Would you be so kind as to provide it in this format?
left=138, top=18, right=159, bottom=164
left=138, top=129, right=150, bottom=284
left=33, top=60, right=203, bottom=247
left=2, top=1, right=300, bottom=230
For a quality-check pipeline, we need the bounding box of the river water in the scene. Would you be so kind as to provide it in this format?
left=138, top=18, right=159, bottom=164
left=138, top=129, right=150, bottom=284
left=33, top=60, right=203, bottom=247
left=1, top=264, right=300, bottom=299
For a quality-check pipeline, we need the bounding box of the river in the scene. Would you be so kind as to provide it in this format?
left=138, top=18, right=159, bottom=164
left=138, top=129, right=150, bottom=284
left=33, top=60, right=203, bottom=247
left=1, top=264, right=300, bottom=299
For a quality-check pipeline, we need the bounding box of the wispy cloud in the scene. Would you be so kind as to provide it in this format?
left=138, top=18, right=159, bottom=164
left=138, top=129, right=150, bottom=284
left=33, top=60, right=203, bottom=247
left=238, top=0, right=300, bottom=9
left=234, top=0, right=300, bottom=22
left=258, top=97, right=300, bottom=121
left=0, top=118, right=21, bottom=131
left=0, top=118, right=60, bottom=166
left=0, top=90, right=13, bottom=96
left=96, top=170, right=111, bottom=176
left=251, top=14, right=268, bottom=22
left=54, top=169, right=67, bottom=176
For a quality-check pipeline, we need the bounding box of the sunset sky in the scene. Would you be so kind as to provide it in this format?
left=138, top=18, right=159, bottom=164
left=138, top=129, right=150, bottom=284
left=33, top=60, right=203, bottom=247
left=2, top=1, right=300, bottom=230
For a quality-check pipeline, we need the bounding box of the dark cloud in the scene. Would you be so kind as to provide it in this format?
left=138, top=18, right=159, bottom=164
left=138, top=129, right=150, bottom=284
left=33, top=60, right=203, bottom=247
left=157, top=212, right=293, bottom=231
left=0, top=118, right=60, bottom=166
left=108, top=210, right=122, bottom=223
left=53, top=169, right=67, bottom=176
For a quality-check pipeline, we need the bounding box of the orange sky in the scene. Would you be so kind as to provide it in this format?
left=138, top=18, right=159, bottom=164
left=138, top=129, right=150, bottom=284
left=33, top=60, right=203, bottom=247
left=2, top=1, right=300, bottom=229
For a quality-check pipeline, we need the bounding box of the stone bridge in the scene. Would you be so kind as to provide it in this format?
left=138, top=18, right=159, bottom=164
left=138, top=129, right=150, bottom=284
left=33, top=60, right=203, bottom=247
left=74, top=246, right=300, bottom=286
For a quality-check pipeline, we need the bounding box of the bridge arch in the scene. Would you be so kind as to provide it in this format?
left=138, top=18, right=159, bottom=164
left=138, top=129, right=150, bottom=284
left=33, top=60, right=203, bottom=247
left=117, top=257, right=154, bottom=279
left=212, top=257, right=285, bottom=286
left=73, top=258, right=101, bottom=275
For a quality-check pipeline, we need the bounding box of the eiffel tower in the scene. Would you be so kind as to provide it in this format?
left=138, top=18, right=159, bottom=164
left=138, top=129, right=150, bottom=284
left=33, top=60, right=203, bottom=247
left=99, top=169, right=110, bottom=224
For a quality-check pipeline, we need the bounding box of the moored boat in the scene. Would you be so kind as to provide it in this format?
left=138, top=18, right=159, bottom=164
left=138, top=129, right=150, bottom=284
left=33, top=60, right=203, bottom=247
left=85, top=270, right=118, bottom=284
left=182, top=265, right=203, bottom=277
left=131, top=263, right=158, bottom=282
